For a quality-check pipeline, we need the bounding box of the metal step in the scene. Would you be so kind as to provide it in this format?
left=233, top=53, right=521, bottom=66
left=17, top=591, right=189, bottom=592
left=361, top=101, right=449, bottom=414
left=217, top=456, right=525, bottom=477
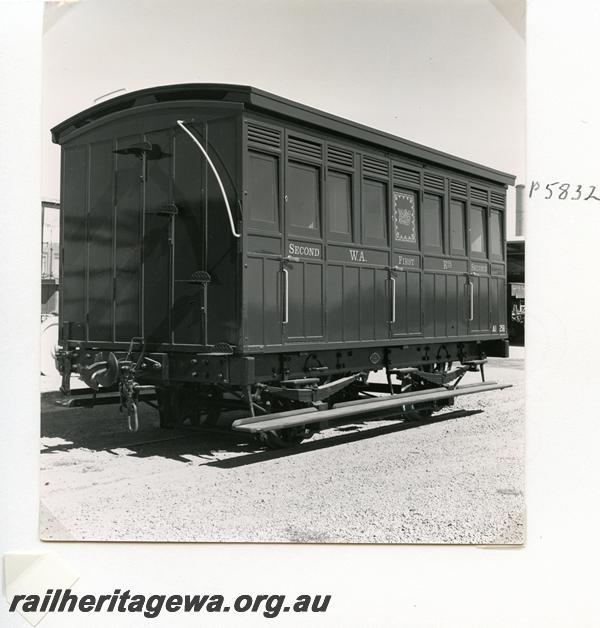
left=232, top=381, right=511, bottom=433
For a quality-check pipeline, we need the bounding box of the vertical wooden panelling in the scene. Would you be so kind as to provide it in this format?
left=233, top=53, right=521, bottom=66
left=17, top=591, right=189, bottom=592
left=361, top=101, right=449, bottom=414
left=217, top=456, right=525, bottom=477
left=114, top=135, right=142, bottom=341
left=392, top=270, right=422, bottom=337
left=246, top=257, right=281, bottom=347
left=172, top=128, right=205, bottom=345
left=173, top=130, right=205, bottom=282
left=305, top=262, right=323, bottom=338
left=374, top=269, right=388, bottom=340
left=264, top=259, right=281, bottom=346
left=287, top=263, right=303, bottom=340
left=423, top=273, right=435, bottom=338
left=489, top=277, right=498, bottom=331
left=471, top=277, right=481, bottom=331
left=172, top=282, right=203, bottom=344
left=470, top=275, right=491, bottom=333
left=287, top=262, right=323, bottom=341
left=88, top=140, right=114, bottom=340
left=205, top=116, right=240, bottom=347
left=327, top=265, right=343, bottom=342
left=143, top=129, right=172, bottom=343
left=421, top=272, right=474, bottom=339
left=435, top=274, right=446, bottom=337
left=344, top=266, right=359, bottom=341
left=407, top=271, right=421, bottom=334
left=61, top=145, right=88, bottom=340
left=446, top=274, right=458, bottom=337
left=498, top=278, right=507, bottom=330
left=359, top=267, right=375, bottom=340
left=246, top=257, right=264, bottom=346
left=479, top=276, right=490, bottom=331
left=394, top=271, right=407, bottom=335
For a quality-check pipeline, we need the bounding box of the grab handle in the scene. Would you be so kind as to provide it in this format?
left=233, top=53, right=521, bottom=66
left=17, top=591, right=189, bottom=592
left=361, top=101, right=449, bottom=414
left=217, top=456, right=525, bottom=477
left=390, top=276, right=396, bottom=324
left=176, top=120, right=241, bottom=239
left=282, top=267, right=289, bottom=324
left=466, top=278, right=474, bottom=322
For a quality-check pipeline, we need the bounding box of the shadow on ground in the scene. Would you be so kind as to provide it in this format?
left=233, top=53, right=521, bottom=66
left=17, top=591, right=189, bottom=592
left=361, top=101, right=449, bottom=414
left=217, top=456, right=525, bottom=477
left=41, top=398, right=482, bottom=466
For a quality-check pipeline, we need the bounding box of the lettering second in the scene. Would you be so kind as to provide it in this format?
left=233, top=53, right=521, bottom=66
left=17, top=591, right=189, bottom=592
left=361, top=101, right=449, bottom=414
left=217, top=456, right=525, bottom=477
left=288, top=243, right=321, bottom=258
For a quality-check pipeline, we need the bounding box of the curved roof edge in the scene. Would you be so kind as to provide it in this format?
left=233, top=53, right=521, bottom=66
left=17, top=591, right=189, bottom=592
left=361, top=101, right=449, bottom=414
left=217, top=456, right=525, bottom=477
left=51, top=83, right=516, bottom=186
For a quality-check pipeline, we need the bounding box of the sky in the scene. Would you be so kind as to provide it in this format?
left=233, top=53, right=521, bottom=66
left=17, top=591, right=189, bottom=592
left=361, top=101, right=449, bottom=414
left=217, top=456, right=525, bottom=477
left=42, top=0, right=525, bottom=235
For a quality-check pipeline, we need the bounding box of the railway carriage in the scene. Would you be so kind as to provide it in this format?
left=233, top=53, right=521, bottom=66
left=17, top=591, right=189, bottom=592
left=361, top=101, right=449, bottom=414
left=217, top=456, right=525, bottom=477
left=52, top=84, right=514, bottom=447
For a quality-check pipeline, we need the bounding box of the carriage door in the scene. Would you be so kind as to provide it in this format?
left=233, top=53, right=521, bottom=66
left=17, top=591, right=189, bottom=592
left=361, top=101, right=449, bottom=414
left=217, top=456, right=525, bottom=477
left=282, top=133, right=325, bottom=344
left=390, top=173, right=423, bottom=338
left=467, top=194, right=492, bottom=335
left=113, top=132, right=175, bottom=345
left=115, top=125, right=202, bottom=346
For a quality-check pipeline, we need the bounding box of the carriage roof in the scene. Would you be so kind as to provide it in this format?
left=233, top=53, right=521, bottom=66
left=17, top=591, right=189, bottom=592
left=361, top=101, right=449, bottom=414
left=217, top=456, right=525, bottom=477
left=51, top=83, right=515, bottom=187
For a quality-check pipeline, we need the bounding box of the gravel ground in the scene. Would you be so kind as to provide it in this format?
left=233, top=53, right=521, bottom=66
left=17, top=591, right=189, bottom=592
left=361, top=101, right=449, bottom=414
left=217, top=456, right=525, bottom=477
left=39, top=354, right=524, bottom=544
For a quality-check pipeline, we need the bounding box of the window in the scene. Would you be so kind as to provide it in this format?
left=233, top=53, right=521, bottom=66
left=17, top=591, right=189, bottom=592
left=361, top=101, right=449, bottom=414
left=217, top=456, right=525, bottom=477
left=422, top=194, right=443, bottom=252
left=363, top=179, right=387, bottom=243
left=450, top=200, right=466, bottom=254
left=470, top=206, right=487, bottom=256
left=392, top=190, right=417, bottom=246
left=247, top=152, right=279, bottom=230
left=490, top=209, right=503, bottom=258
left=287, top=162, right=320, bottom=234
left=327, top=171, right=352, bottom=239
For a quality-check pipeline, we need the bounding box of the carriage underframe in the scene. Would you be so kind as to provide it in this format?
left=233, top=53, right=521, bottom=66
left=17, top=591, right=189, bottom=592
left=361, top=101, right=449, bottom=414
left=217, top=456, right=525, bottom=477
left=55, top=338, right=510, bottom=448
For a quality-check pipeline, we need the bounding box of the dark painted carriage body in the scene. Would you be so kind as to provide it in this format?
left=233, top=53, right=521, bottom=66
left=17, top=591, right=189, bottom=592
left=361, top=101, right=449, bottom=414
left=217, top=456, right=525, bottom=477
left=52, top=84, right=513, bottom=419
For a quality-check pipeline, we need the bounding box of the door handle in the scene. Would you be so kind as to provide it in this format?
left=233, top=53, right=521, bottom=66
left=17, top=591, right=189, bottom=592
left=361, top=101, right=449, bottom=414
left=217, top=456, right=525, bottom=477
left=282, top=267, right=289, bottom=324
left=390, top=276, right=396, bottom=324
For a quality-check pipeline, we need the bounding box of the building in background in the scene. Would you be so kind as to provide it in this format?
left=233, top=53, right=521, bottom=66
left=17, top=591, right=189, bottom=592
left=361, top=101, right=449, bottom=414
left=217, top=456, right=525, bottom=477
left=507, top=183, right=525, bottom=345
left=41, top=199, right=60, bottom=317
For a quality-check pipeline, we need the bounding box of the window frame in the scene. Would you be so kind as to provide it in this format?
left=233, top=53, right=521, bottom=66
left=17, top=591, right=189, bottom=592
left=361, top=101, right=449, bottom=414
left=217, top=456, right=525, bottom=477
left=326, top=169, right=354, bottom=243
left=420, top=192, right=445, bottom=255
left=246, top=149, right=282, bottom=235
left=286, top=159, right=323, bottom=239
left=449, top=198, right=467, bottom=257
left=361, top=177, right=389, bottom=248
left=468, top=204, right=488, bottom=259
left=489, top=208, right=504, bottom=261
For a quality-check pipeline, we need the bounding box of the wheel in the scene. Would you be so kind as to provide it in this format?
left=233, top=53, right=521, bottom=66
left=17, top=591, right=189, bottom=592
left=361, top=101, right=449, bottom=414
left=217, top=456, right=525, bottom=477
left=399, top=361, right=451, bottom=422
left=258, top=396, right=311, bottom=449
left=156, top=386, right=178, bottom=428
left=262, top=426, right=310, bottom=449
left=203, top=387, right=223, bottom=426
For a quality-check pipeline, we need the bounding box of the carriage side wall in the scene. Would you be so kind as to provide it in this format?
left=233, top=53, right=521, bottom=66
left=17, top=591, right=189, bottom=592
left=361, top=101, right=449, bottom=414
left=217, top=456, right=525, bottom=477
left=240, top=110, right=508, bottom=357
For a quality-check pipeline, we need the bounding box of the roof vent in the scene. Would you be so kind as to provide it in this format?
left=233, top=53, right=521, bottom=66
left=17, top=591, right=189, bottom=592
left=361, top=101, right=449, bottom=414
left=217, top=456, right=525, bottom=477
left=363, top=155, right=389, bottom=179
left=288, top=136, right=322, bottom=161
left=247, top=123, right=281, bottom=151
left=327, top=145, right=354, bottom=169
left=450, top=180, right=467, bottom=197
left=393, top=165, right=420, bottom=187
left=424, top=172, right=444, bottom=192
left=490, top=190, right=506, bottom=207
left=471, top=187, right=488, bottom=203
